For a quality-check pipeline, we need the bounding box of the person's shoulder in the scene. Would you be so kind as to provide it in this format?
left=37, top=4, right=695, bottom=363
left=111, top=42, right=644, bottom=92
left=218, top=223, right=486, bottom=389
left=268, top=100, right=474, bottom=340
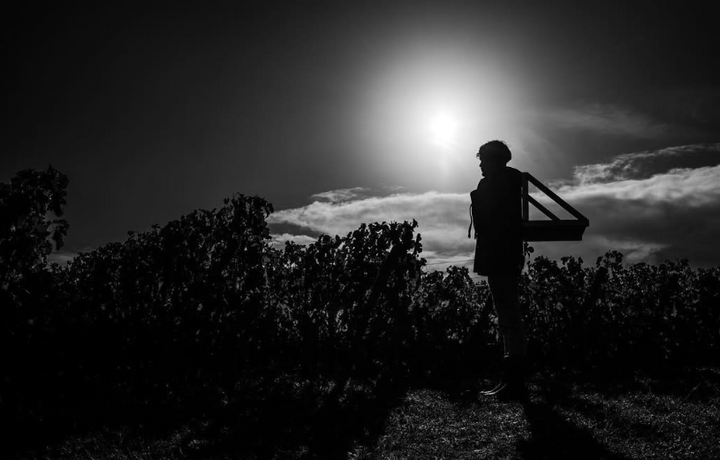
left=505, top=166, right=522, bottom=176
left=500, top=166, right=522, bottom=182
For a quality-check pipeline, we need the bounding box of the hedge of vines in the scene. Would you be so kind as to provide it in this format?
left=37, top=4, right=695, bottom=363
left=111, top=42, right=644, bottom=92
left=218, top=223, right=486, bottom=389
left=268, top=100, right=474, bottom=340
left=2, top=167, right=718, bottom=416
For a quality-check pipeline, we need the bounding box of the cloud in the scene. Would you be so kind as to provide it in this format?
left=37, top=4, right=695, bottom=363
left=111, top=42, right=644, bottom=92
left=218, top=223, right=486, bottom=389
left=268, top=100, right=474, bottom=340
left=544, top=103, right=670, bottom=139
left=270, top=233, right=317, bottom=250
left=267, top=190, right=476, bottom=263
left=539, top=143, right=720, bottom=267
left=269, top=143, right=720, bottom=269
left=568, top=143, right=720, bottom=185
left=310, top=187, right=370, bottom=203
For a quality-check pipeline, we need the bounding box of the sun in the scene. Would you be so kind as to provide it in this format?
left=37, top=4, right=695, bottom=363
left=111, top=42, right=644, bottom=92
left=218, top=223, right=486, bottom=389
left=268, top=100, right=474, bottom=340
left=430, top=112, right=457, bottom=147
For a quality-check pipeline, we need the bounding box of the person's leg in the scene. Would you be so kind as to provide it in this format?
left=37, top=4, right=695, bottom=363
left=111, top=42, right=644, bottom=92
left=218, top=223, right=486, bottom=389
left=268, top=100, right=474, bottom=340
left=485, top=275, right=528, bottom=400
left=488, top=275, right=526, bottom=358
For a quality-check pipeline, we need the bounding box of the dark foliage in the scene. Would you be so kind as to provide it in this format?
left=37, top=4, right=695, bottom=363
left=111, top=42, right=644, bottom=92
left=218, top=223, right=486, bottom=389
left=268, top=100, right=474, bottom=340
left=2, top=167, right=719, bottom=437
left=523, top=252, right=720, bottom=374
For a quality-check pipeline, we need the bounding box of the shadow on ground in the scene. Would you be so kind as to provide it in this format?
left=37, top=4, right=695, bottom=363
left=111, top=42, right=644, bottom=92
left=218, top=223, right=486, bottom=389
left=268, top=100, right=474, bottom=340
left=517, top=399, right=630, bottom=460
left=7, top=366, right=717, bottom=459
left=432, top=367, right=665, bottom=460
left=186, top=374, right=407, bottom=459
left=4, top=372, right=408, bottom=460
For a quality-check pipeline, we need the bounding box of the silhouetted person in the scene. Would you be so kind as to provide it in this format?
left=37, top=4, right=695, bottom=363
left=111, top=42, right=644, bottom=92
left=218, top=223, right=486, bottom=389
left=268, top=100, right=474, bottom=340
left=470, top=140, right=527, bottom=401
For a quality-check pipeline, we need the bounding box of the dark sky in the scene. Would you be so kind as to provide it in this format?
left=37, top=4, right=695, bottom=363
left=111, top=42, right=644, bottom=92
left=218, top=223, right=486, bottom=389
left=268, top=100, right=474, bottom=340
left=3, top=2, right=719, bottom=269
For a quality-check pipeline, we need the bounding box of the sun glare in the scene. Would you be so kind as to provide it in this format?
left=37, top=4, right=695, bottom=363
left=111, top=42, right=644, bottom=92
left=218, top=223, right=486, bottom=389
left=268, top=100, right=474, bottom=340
left=430, top=113, right=457, bottom=147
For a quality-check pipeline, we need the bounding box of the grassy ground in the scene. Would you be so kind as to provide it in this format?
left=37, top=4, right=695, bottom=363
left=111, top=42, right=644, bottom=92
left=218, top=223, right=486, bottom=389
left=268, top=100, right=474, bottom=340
left=5, top=368, right=719, bottom=459
left=359, top=370, right=720, bottom=459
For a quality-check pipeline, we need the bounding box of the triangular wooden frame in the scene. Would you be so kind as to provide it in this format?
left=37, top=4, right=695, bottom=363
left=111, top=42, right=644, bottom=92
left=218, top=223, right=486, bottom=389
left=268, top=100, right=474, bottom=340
left=521, top=172, right=589, bottom=242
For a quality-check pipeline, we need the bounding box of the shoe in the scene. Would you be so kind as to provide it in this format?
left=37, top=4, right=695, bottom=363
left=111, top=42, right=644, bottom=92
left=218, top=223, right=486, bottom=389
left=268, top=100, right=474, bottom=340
left=479, top=381, right=507, bottom=396
left=480, top=355, right=528, bottom=401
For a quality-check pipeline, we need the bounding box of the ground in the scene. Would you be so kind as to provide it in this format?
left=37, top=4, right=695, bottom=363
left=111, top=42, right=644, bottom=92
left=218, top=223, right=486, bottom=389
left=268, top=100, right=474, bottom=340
left=5, top=368, right=719, bottom=459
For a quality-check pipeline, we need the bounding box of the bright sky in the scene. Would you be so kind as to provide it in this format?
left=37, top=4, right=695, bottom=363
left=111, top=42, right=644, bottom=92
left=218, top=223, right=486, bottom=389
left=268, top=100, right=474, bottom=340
left=3, top=2, right=719, bottom=270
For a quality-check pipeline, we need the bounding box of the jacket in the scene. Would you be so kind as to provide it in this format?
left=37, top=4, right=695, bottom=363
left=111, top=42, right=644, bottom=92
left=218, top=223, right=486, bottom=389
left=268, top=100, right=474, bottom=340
left=471, top=166, right=524, bottom=275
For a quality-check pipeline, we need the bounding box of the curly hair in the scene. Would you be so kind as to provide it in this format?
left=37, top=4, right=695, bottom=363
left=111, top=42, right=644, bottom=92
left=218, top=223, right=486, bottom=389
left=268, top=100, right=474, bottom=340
left=476, top=140, right=512, bottom=164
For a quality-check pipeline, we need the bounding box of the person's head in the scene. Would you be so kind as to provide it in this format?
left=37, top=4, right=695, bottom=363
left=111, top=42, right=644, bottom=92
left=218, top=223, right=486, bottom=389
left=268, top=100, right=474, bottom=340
left=476, top=140, right=511, bottom=176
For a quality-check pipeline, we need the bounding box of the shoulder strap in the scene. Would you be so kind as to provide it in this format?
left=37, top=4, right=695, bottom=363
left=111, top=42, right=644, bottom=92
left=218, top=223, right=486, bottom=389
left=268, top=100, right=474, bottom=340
left=468, top=204, right=473, bottom=238
left=468, top=185, right=481, bottom=239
